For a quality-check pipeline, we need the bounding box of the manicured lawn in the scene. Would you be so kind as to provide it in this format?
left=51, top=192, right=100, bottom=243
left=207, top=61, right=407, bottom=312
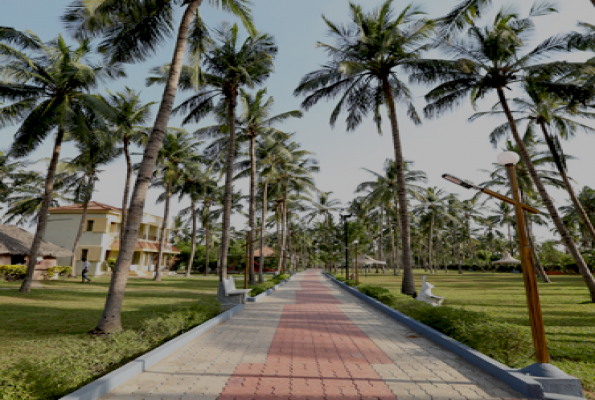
left=338, top=269, right=595, bottom=395
left=0, top=273, right=270, bottom=399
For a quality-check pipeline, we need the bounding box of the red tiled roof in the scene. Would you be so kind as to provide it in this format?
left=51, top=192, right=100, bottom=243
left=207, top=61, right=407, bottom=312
left=254, top=246, right=276, bottom=257
left=49, top=201, right=122, bottom=213
left=110, top=240, right=180, bottom=254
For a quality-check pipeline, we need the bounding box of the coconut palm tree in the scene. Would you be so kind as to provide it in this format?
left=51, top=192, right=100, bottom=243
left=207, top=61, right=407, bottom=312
left=473, top=81, right=595, bottom=246
left=64, top=0, right=255, bottom=333
left=168, top=24, right=277, bottom=283
left=412, top=187, right=459, bottom=274
left=0, top=30, right=116, bottom=293
left=152, top=128, right=202, bottom=281
left=294, top=0, right=435, bottom=296
left=61, top=131, right=120, bottom=276
left=104, top=88, right=154, bottom=238
left=414, top=5, right=595, bottom=301
left=202, top=89, right=302, bottom=284
left=0, top=151, right=27, bottom=208
left=305, top=192, right=342, bottom=272
left=561, top=186, right=595, bottom=249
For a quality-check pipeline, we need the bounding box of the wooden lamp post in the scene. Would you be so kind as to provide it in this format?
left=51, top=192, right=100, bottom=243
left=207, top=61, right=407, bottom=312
left=442, top=153, right=549, bottom=364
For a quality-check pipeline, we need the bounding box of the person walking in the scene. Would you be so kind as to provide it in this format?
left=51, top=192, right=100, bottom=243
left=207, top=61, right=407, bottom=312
left=82, top=258, right=92, bottom=283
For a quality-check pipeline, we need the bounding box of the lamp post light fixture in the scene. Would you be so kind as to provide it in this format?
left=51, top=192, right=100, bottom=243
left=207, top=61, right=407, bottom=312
left=243, top=227, right=252, bottom=289
left=497, top=151, right=549, bottom=365
left=443, top=153, right=549, bottom=364
left=339, top=211, right=353, bottom=280
left=353, top=240, right=359, bottom=285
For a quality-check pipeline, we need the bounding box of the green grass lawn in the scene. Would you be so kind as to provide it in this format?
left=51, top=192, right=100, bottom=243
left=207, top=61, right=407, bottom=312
left=0, top=273, right=275, bottom=400
left=338, top=269, right=595, bottom=395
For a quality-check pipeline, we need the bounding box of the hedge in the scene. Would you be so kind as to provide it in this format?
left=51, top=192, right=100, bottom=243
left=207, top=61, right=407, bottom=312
left=356, top=284, right=533, bottom=367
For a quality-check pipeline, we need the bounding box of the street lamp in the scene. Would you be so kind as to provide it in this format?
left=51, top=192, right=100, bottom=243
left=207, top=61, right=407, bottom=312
left=353, top=240, right=359, bottom=285
left=443, top=155, right=548, bottom=363
left=243, top=227, right=251, bottom=289
left=497, top=151, right=549, bottom=364
left=339, top=211, right=353, bottom=279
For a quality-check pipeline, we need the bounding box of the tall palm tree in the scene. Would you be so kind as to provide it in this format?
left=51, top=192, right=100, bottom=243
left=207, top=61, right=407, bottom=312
left=204, top=89, right=302, bottom=284
left=474, top=82, right=595, bottom=245
left=0, top=151, right=27, bottom=208
left=294, top=1, right=435, bottom=296
left=152, top=128, right=201, bottom=282
left=412, top=187, right=458, bottom=274
left=171, top=24, right=277, bottom=283
left=64, top=0, right=255, bottom=334
left=62, top=131, right=120, bottom=276
left=305, top=192, right=342, bottom=272
left=561, top=186, right=595, bottom=249
left=0, top=30, right=116, bottom=293
left=105, top=88, right=154, bottom=238
left=415, top=5, right=595, bottom=301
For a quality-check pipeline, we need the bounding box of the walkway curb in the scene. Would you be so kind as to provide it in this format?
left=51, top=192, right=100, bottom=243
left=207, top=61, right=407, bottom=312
left=325, top=274, right=550, bottom=400
left=59, top=304, right=245, bottom=400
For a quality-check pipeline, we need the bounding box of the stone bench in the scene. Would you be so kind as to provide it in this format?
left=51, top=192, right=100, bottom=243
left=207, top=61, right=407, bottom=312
left=217, top=277, right=252, bottom=305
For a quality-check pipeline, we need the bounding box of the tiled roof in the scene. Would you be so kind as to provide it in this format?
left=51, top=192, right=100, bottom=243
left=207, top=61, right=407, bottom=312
left=49, top=201, right=122, bottom=213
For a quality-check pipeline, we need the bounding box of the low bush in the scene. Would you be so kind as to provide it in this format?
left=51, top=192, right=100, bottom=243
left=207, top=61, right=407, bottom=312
left=45, top=266, right=72, bottom=279
left=249, top=281, right=276, bottom=296
left=0, top=300, right=221, bottom=400
left=0, top=265, right=27, bottom=281
left=356, top=284, right=532, bottom=368
left=335, top=276, right=346, bottom=282
left=344, top=279, right=357, bottom=287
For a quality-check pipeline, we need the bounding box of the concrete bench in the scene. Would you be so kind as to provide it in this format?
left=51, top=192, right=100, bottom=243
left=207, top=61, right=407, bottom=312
left=217, top=277, right=252, bottom=305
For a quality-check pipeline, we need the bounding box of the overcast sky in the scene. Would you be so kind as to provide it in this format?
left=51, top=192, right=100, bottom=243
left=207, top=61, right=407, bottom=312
left=2, top=0, right=595, bottom=242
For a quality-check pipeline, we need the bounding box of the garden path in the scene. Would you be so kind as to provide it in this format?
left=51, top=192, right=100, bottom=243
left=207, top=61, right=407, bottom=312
left=98, top=270, right=524, bottom=400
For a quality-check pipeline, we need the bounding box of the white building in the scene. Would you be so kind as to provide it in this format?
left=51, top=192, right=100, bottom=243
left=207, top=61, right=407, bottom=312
left=44, top=201, right=180, bottom=276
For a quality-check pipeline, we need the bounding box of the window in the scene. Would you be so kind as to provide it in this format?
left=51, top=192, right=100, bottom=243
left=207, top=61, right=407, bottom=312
left=81, top=249, right=89, bottom=260
left=110, top=222, right=117, bottom=234
left=86, top=220, right=95, bottom=232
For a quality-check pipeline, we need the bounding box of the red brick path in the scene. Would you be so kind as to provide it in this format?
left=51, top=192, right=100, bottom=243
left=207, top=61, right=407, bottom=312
left=219, top=271, right=397, bottom=400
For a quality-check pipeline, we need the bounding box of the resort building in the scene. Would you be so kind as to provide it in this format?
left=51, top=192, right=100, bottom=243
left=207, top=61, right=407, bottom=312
left=44, top=201, right=180, bottom=276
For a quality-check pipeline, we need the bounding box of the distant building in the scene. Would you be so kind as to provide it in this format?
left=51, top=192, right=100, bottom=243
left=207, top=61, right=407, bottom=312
left=0, top=224, right=72, bottom=279
left=44, top=201, right=180, bottom=276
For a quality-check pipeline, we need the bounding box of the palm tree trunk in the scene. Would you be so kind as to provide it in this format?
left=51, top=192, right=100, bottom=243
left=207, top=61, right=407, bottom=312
left=20, top=127, right=65, bottom=293
left=248, top=135, right=256, bottom=285
left=186, top=199, right=197, bottom=278
left=456, top=228, right=462, bottom=274
left=95, top=0, right=201, bottom=332
left=219, top=90, right=239, bottom=282
left=389, top=218, right=398, bottom=275
left=539, top=122, right=595, bottom=244
left=280, top=191, right=288, bottom=273
left=70, top=174, right=93, bottom=277
left=497, top=88, right=595, bottom=302
left=382, top=77, right=414, bottom=295
left=120, top=138, right=131, bottom=239
left=428, top=213, right=434, bottom=274
left=204, top=207, right=211, bottom=276
left=325, top=213, right=331, bottom=272
left=259, top=182, right=268, bottom=283
left=154, top=179, right=172, bottom=282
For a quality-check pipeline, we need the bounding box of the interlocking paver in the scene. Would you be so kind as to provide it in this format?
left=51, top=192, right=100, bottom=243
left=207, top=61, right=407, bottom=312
left=98, top=271, right=524, bottom=400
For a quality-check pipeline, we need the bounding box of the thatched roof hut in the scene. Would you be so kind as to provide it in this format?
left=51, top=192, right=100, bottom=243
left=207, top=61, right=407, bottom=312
left=0, top=224, right=73, bottom=258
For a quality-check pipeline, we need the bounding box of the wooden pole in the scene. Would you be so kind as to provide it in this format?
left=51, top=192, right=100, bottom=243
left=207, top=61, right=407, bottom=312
left=505, top=164, right=549, bottom=364
left=244, top=230, right=249, bottom=290
left=355, top=243, right=359, bottom=285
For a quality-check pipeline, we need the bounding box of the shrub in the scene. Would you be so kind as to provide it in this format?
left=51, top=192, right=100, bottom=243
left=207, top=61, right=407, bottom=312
left=45, top=266, right=72, bottom=279
left=249, top=281, right=276, bottom=296
left=0, top=300, right=221, bottom=400
left=344, top=279, right=357, bottom=287
left=0, top=265, right=27, bottom=281
left=356, top=285, right=532, bottom=368
left=335, top=276, right=346, bottom=282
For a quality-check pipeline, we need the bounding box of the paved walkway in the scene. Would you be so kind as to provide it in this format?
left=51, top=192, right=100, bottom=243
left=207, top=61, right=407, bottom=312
left=99, top=270, right=523, bottom=400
